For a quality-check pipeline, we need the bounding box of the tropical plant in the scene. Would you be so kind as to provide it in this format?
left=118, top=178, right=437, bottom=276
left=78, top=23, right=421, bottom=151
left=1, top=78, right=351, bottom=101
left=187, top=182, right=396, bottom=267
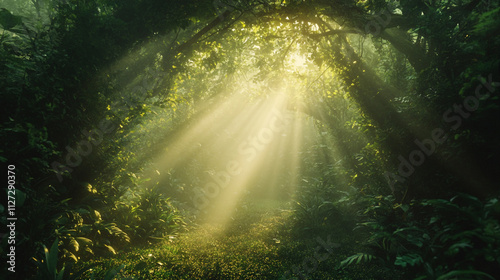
left=51, top=201, right=130, bottom=263
left=340, top=193, right=500, bottom=279
left=112, top=184, right=186, bottom=243
left=34, top=238, right=67, bottom=280
left=34, top=237, right=130, bottom=280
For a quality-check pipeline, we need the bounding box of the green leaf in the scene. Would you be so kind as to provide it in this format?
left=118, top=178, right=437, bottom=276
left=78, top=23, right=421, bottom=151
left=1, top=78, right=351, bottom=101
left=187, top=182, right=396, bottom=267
left=67, top=238, right=78, bottom=252
left=75, top=237, right=93, bottom=246
left=0, top=8, right=22, bottom=30
left=103, top=264, right=126, bottom=280
left=449, top=241, right=472, bottom=251
left=340, top=253, right=377, bottom=267
left=15, top=189, right=26, bottom=207
left=44, top=238, right=59, bottom=278
left=436, top=270, right=495, bottom=280
left=400, top=204, right=409, bottom=212
left=56, top=266, right=66, bottom=280
left=103, top=244, right=116, bottom=254
left=394, top=254, right=423, bottom=267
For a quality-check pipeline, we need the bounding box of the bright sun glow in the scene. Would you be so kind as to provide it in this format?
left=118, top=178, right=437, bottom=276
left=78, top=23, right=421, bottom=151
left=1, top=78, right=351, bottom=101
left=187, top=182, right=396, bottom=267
left=288, top=51, right=307, bottom=73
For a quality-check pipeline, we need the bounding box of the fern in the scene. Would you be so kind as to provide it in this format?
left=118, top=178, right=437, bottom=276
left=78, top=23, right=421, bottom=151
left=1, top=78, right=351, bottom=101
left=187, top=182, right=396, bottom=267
left=394, top=253, right=423, bottom=268
left=340, top=253, right=377, bottom=267
left=436, top=270, right=495, bottom=280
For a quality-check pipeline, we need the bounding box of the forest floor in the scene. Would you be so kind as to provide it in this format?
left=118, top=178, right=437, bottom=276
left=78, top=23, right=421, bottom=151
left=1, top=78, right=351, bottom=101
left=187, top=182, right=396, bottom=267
left=75, top=198, right=405, bottom=279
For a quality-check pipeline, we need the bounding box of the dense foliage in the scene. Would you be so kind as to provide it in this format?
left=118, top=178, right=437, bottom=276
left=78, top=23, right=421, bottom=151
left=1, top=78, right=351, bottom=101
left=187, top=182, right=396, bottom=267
left=1, top=0, right=499, bottom=279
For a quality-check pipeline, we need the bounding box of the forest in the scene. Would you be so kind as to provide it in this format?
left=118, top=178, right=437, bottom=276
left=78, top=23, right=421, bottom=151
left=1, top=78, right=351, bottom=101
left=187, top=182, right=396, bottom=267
left=1, top=0, right=500, bottom=279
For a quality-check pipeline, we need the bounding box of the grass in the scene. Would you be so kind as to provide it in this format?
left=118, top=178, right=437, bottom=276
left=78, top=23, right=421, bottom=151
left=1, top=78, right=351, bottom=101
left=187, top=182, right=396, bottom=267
left=70, top=198, right=405, bottom=279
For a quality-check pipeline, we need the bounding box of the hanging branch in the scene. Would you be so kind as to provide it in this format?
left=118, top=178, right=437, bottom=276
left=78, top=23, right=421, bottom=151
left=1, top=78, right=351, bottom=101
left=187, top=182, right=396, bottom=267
left=174, top=10, right=232, bottom=54
left=307, top=29, right=364, bottom=38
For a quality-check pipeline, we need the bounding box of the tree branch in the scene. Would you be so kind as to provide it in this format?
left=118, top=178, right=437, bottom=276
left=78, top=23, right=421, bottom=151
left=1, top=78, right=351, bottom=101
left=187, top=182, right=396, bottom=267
left=306, top=29, right=364, bottom=38
left=161, top=10, right=233, bottom=70
left=174, top=10, right=232, bottom=54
